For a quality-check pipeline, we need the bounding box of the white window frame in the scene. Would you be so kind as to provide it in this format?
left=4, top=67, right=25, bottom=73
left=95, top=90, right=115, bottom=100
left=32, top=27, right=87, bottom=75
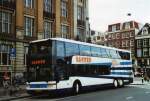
left=0, top=44, right=11, bottom=65
left=143, top=48, right=148, bottom=57
left=44, top=0, right=52, bottom=13
left=61, top=0, right=67, bottom=17
left=126, top=32, right=129, bottom=38
left=137, top=40, right=141, bottom=47
left=125, top=22, right=130, bottom=29
left=116, top=33, right=120, bottom=39
left=61, top=24, right=68, bottom=38
left=130, top=31, right=134, bottom=37
left=24, top=0, right=34, bottom=8
left=24, top=16, right=34, bottom=37
left=77, top=6, right=83, bottom=20
left=137, top=49, right=142, bottom=57
left=122, top=41, right=126, bottom=47
left=44, top=21, right=52, bottom=39
left=0, top=12, right=12, bottom=34
left=142, top=27, right=148, bottom=35
left=112, top=33, right=116, bottom=39
left=112, top=25, right=116, bottom=32
left=143, top=39, right=148, bottom=47
left=130, top=39, right=134, bottom=46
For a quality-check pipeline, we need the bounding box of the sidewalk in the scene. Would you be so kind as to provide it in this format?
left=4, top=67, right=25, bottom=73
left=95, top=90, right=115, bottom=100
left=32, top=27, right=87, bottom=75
left=0, top=85, right=29, bottom=101
left=131, top=77, right=150, bottom=85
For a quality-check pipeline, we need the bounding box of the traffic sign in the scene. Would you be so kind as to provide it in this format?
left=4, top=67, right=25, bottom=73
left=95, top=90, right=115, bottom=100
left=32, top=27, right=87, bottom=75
left=10, top=48, right=16, bottom=58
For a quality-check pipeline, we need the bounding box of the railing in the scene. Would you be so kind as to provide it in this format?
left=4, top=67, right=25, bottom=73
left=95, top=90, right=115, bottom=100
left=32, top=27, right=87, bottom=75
left=43, top=11, right=55, bottom=19
left=77, top=20, right=85, bottom=27
left=0, top=0, right=16, bottom=9
left=0, top=32, right=15, bottom=40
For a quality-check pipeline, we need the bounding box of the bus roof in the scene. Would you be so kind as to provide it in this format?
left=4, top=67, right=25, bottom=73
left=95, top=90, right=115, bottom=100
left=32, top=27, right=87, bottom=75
left=30, top=38, right=131, bottom=53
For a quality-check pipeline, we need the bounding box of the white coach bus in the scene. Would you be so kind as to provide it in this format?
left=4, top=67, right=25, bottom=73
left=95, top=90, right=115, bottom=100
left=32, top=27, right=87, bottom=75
left=26, top=38, right=134, bottom=95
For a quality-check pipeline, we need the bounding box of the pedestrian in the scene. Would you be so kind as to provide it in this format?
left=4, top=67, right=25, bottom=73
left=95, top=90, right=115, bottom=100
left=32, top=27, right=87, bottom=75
left=3, top=72, right=10, bottom=89
left=141, top=73, right=144, bottom=84
left=3, top=72, right=10, bottom=95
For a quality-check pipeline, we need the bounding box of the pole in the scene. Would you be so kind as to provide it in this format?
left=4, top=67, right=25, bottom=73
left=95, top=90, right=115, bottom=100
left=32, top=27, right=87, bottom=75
left=11, top=59, right=13, bottom=85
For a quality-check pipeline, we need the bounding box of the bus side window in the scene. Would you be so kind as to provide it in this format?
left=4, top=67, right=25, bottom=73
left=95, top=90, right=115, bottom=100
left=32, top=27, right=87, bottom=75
left=79, top=45, right=91, bottom=56
left=56, top=41, right=65, bottom=58
left=118, top=51, right=130, bottom=60
left=91, top=47, right=101, bottom=57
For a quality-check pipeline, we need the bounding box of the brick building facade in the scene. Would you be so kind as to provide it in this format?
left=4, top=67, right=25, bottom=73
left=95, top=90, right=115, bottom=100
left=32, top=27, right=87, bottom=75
left=107, top=21, right=140, bottom=64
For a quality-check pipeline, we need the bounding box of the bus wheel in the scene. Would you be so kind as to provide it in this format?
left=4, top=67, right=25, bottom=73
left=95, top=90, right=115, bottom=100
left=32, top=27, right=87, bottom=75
left=118, top=79, right=124, bottom=87
left=113, top=79, right=118, bottom=88
left=73, top=82, right=81, bottom=94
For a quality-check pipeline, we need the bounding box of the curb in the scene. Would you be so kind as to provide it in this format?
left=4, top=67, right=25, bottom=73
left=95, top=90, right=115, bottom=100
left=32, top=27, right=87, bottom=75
left=130, top=83, right=144, bottom=85
left=0, top=95, right=30, bottom=101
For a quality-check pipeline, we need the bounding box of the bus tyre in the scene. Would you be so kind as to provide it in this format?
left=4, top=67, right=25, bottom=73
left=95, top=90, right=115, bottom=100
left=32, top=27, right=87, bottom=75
left=73, top=82, right=81, bottom=94
left=113, top=79, right=118, bottom=88
left=118, top=79, right=124, bottom=87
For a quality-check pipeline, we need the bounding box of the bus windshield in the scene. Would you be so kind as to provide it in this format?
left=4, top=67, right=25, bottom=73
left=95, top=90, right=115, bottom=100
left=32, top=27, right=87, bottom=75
left=30, top=41, right=52, bottom=55
left=27, top=66, right=53, bottom=82
left=27, top=40, right=54, bottom=82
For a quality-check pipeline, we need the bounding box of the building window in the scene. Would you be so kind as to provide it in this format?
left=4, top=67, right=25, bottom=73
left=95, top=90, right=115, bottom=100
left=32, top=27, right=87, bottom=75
left=122, top=33, right=126, bottom=38
left=44, top=0, right=52, bottom=13
left=143, top=48, right=148, bottom=57
left=61, top=25, right=68, bottom=38
left=24, top=17, right=34, bottom=37
left=122, top=41, right=126, bottom=47
left=61, top=0, right=67, bottom=17
left=137, top=40, right=142, bottom=48
left=0, top=12, right=12, bottom=34
left=108, top=34, right=111, bottom=40
left=130, top=39, right=134, bottom=46
left=143, top=39, right=148, bottom=47
left=125, top=22, right=130, bottom=29
left=137, top=49, right=142, bottom=57
left=0, top=44, right=11, bottom=65
left=77, top=6, right=83, bottom=20
left=112, top=33, right=116, bottom=39
left=126, top=40, right=129, bottom=47
left=24, top=0, right=34, bottom=8
left=112, top=25, right=116, bottom=32
left=44, top=21, right=52, bottom=39
left=116, top=33, right=120, bottom=39
left=125, top=32, right=129, bottom=38
left=130, top=31, right=134, bottom=37
left=77, top=28, right=84, bottom=41
left=142, top=27, right=148, bottom=35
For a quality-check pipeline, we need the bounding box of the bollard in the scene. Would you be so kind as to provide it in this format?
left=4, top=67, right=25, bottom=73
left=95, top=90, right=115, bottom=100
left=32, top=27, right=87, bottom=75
left=142, top=78, right=144, bottom=84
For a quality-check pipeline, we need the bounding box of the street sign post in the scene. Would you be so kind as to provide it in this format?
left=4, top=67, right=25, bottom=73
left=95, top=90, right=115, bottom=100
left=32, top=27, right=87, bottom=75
left=10, top=48, right=16, bottom=85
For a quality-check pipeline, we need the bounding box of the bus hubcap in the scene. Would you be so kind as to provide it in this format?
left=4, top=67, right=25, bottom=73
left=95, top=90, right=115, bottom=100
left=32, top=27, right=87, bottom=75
left=76, top=84, right=79, bottom=93
left=114, top=80, right=118, bottom=87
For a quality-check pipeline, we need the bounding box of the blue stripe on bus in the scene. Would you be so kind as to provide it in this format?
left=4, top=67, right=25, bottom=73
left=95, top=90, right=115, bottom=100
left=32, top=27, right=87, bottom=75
left=30, top=84, right=47, bottom=88
left=120, top=62, right=132, bottom=65
left=111, top=72, right=132, bottom=75
left=91, top=63, right=112, bottom=66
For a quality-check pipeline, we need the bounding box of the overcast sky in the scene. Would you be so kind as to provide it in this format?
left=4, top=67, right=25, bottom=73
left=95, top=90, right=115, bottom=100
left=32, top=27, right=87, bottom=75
left=89, top=0, right=150, bottom=32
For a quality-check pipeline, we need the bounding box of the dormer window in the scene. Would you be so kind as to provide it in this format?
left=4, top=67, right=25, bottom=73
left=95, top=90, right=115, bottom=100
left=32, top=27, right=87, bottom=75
left=142, top=27, right=148, bottom=35
left=125, top=22, right=130, bottom=29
